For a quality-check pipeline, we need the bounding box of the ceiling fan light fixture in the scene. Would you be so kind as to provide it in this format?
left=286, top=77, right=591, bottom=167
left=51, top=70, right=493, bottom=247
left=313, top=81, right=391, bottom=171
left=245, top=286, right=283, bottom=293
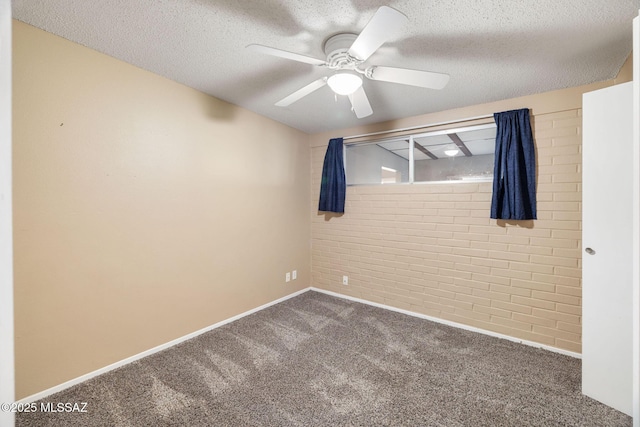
left=327, top=73, right=363, bottom=95
left=444, top=148, right=459, bottom=157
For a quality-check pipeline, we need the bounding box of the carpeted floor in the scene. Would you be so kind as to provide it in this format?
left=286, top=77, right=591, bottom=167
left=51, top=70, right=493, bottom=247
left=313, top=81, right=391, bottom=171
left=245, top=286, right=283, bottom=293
left=17, top=291, right=631, bottom=426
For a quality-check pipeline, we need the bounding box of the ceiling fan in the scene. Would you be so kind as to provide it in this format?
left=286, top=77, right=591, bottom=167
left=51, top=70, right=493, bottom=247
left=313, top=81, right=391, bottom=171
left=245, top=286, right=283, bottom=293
left=246, top=6, right=449, bottom=119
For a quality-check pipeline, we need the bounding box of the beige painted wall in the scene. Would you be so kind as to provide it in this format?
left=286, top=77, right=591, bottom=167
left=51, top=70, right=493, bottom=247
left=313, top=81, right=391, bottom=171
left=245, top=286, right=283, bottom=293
left=13, top=21, right=310, bottom=399
left=309, top=57, right=632, bottom=354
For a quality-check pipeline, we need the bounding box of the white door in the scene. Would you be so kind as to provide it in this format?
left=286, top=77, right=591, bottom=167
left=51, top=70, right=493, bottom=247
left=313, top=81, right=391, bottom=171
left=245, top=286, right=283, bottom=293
left=582, top=82, right=633, bottom=416
left=633, top=13, right=640, bottom=427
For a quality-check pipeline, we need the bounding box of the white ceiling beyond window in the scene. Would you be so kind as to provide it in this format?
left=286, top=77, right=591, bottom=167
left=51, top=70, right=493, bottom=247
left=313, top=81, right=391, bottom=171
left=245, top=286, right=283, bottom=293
left=12, top=0, right=639, bottom=133
left=376, top=124, right=497, bottom=160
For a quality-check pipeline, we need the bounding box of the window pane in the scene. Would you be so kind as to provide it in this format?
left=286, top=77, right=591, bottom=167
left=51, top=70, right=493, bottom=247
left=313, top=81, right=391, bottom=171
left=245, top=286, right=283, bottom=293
left=346, top=141, right=409, bottom=185
left=344, top=123, right=496, bottom=185
left=414, top=125, right=496, bottom=182
left=414, top=153, right=495, bottom=182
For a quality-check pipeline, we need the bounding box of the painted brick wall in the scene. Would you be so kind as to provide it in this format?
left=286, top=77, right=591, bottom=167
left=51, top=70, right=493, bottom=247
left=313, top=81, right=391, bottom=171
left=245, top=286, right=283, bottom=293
left=311, top=109, right=583, bottom=353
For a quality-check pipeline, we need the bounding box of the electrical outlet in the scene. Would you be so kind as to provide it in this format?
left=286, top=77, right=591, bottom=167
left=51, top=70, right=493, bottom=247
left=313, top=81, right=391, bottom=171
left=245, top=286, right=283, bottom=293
left=286, top=272, right=291, bottom=282
left=342, top=275, right=348, bottom=285
left=292, top=270, right=297, bottom=280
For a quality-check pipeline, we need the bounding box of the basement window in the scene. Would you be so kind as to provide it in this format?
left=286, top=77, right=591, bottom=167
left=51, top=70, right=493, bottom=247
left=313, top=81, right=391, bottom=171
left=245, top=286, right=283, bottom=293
left=345, top=123, right=497, bottom=185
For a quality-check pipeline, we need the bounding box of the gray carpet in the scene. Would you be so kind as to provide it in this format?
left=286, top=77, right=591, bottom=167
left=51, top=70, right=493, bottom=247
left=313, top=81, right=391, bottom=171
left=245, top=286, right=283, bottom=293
left=17, top=291, right=631, bottom=426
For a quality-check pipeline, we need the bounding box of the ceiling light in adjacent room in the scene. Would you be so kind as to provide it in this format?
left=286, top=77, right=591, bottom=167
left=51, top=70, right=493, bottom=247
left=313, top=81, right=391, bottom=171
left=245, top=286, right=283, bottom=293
left=444, top=148, right=459, bottom=157
left=327, top=73, right=363, bottom=95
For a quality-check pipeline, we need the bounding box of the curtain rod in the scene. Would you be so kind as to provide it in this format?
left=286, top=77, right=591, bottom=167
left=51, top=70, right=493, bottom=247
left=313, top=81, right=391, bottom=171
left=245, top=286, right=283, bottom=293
left=342, top=113, right=495, bottom=141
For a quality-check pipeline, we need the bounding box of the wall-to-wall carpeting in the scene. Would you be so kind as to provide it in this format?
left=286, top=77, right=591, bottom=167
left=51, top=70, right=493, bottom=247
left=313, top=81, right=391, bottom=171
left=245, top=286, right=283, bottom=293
left=17, top=291, right=630, bottom=426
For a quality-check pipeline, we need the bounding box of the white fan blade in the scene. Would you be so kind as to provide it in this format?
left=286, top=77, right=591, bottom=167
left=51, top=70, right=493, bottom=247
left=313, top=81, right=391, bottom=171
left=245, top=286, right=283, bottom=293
left=348, top=86, right=373, bottom=118
left=247, top=44, right=326, bottom=66
left=367, top=66, right=450, bottom=89
left=275, top=78, right=327, bottom=107
left=348, top=6, right=408, bottom=62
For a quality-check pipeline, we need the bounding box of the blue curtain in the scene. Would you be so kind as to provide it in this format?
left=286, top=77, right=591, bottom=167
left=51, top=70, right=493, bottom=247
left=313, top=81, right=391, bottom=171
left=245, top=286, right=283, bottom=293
left=490, top=108, right=537, bottom=220
left=318, top=138, right=346, bottom=213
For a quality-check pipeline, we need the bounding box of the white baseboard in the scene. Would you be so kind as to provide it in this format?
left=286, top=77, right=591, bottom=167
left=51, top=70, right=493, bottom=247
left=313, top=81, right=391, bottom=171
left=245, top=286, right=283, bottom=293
left=18, top=285, right=580, bottom=404
left=16, top=287, right=311, bottom=405
left=311, top=287, right=582, bottom=359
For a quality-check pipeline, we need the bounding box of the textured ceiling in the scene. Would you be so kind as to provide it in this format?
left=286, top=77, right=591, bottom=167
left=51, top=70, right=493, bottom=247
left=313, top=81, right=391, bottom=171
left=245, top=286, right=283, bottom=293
left=12, top=0, right=640, bottom=134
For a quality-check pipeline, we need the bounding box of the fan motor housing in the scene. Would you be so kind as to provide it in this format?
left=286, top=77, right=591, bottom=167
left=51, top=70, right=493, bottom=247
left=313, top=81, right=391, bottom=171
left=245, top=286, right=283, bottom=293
left=323, top=33, right=361, bottom=70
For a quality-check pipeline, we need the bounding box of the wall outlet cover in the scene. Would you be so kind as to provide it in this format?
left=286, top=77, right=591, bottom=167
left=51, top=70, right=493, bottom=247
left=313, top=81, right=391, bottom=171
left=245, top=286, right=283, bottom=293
left=342, top=275, right=348, bottom=285
left=292, top=270, right=297, bottom=280
left=286, top=272, right=291, bottom=282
